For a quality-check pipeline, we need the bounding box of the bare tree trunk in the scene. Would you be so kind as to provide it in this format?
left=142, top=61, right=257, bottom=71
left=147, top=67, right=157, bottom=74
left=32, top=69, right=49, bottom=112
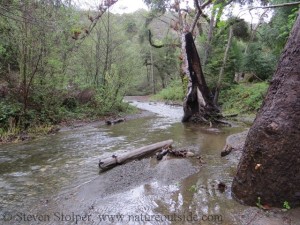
left=95, top=28, right=101, bottom=86
left=232, top=13, right=300, bottom=207
left=160, top=74, right=166, bottom=89
left=213, top=26, right=233, bottom=106
left=203, top=7, right=216, bottom=66
left=20, top=3, right=29, bottom=114
left=182, top=32, right=221, bottom=123
left=146, top=66, right=150, bottom=84
left=150, top=47, right=156, bottom=94
left=100, top=8, right=111, bottom=85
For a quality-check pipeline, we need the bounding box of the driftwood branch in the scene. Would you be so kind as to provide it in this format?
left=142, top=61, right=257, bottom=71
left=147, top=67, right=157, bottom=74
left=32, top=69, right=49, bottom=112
left=99, top=139, right=173, bottom=171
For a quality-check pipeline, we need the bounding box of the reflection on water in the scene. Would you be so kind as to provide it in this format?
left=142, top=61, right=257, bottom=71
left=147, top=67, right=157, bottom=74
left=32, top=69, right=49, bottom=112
left=0, top=100, right=248, bottom=224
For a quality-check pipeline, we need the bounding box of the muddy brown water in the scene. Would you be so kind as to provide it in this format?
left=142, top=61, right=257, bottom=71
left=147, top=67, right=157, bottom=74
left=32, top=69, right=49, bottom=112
left=0, top=99, right=299, bottom=225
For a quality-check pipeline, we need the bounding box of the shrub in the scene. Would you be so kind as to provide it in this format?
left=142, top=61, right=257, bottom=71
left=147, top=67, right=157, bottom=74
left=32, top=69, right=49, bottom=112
left=0, top=101, right=22, bottom=130
left=153, top=79, right=185, bottom=101
left=241, top=43, right=276, bottom=80
left=62, top=97, right=78, bottom=111
left=219, top=82, right=269, bottom=114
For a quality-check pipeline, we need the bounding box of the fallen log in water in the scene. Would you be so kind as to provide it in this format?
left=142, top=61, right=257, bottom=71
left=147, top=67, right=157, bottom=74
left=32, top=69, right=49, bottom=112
left=98, top=139, right=173, bottom=171
left=106, top=118, right=125, bottom=125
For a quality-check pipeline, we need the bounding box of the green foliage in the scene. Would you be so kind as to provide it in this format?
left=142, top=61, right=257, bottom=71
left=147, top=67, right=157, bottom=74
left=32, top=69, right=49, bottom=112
left=231, top=40, right=245, bottom=73
left=283, top=201, right=291, bottom=210
left=242, top=43, right=276, bottom=80
left=126, top=21, right=138, bottom=34
left=0, top=18, right=18, bottom=75
left=219, top=82, right=269, bottom=114
left=93, top=66, right=131, bottom=115
left=232, top=19, right=249, bottom=41
left=0, top=0, right=297, bottom=141
left=0, top=4, right=139, bottom=138
left=256, top=197, right=263, bottom=209
left=62, top=97, right=78, bottom=111
left=188, top=185, right=198, bottom=193
left=258, top=2, right=299, bottom=56
left=153, top=79, right=184, bottom=101
left=205, top=39, right=236, bottom=88
left=143, top=0, right=171, bottom=13
left=0, top=101, right=22, bottom=130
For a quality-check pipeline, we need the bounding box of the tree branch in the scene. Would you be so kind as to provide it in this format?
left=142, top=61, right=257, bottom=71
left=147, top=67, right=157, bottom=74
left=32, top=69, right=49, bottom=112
left=190, top=0, right=212, bottom=33
left=190, top=0, right=201, bottom=33
left=200, top=0, right=213, bottom=9
left=77, top=1, right=119, bottom=41
left=148, top=30, right=164, bottom=48
left=249, top=1, right=300, bottom=10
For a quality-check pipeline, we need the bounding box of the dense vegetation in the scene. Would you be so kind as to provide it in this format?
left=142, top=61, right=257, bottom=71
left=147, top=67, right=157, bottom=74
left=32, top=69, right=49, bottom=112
left=0, top=0, right=299, bottom=142
left=0, top=1, right=144, bottom=141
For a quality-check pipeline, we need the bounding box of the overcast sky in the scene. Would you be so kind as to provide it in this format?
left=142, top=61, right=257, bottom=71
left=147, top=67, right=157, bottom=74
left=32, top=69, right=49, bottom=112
left=110, top=0, right=148, bottom=13
left=76, top=0, right=148, bottom=13
left=76, top=0, right=270, bottom=23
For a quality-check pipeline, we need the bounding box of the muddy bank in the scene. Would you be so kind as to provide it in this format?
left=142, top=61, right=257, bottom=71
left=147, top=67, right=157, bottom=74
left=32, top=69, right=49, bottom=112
left=59, top=108, right=155, bottom=132
left=0, top=95, right=155, bottom=144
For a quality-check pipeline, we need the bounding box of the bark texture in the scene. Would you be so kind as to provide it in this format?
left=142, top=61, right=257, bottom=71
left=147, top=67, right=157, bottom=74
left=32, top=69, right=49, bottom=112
left=182, top=32, right=220, bottom=123
left=232, top=14, right=300, bottom=207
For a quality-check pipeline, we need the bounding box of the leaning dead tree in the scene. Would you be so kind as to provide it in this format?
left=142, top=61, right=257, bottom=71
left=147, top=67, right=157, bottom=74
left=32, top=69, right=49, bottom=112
left=178, top=0, right=221, bottom=123
left=147, top=0, right=221, bottom=123
left=181, top=32, right=221, bottom=123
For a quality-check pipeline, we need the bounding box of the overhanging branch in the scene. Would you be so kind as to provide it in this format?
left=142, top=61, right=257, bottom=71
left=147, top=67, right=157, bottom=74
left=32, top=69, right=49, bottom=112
left=249, top=1, right=300, bottom=10
left=190, top=0, right=212, bottom=33
left=148, top=30, right=164, bottom=48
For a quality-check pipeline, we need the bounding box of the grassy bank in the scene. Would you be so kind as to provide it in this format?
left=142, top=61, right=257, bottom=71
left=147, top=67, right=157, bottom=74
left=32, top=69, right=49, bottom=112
left=152, top=79, right=185, bottom=102
left=219, top=82, right=269, bottom=115
left=153, top=81, right=269, bottom=115
left=0, top=98, right=136, bottom=144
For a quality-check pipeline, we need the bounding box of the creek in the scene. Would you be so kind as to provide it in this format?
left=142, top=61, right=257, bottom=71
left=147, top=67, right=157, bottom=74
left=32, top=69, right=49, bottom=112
left=0, top=98, right=252, bottom=225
